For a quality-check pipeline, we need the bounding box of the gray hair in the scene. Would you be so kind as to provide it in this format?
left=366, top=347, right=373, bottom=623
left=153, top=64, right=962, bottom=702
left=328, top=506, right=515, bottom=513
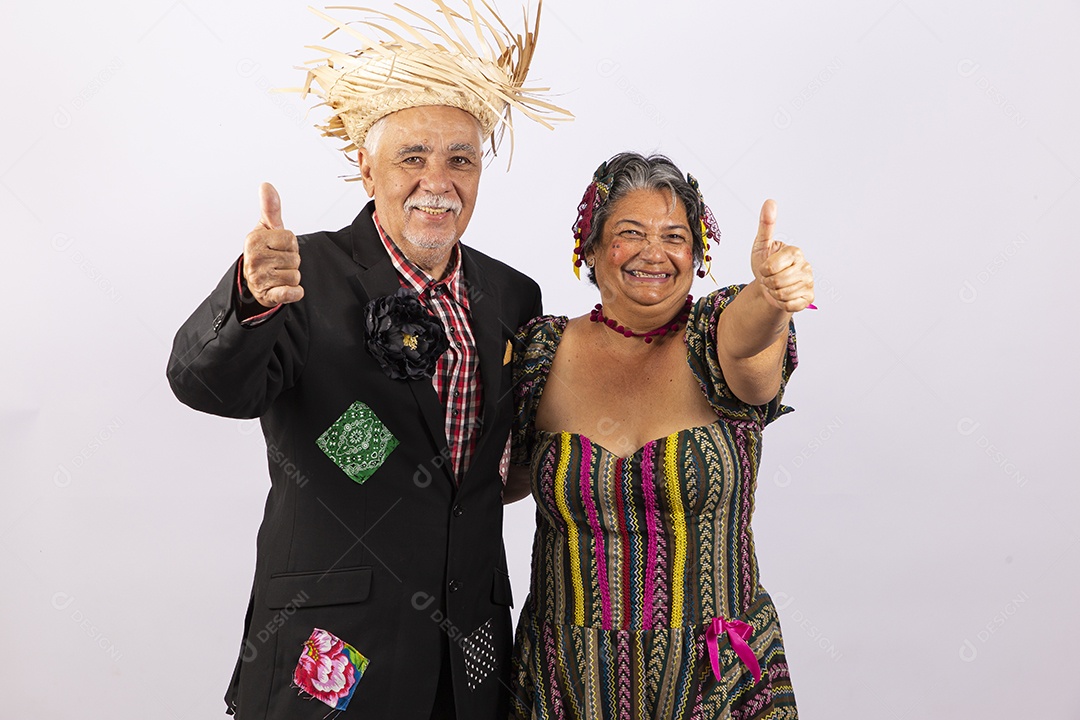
left=362, top=114, right=389, bottom=156
left=580, top=153, right=705, bottom=285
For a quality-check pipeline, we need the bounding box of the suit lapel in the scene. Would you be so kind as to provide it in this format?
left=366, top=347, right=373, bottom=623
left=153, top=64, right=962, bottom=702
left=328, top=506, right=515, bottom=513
left=346, top=203, right=452, bottom=484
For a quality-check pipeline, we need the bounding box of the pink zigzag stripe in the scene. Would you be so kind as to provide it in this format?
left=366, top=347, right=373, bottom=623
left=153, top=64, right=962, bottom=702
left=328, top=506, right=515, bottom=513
left=579, top=437, right=613, bottom=629
left=733, top=421, right=755, bottom=611
left=543, top=622, right=565, bottom=720
left=641, top=442, right=659, bottom=631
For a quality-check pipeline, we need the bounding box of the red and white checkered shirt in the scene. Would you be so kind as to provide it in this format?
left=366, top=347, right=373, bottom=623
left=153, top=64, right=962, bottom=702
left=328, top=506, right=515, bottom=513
left=373, top=213, right=481, bottom=483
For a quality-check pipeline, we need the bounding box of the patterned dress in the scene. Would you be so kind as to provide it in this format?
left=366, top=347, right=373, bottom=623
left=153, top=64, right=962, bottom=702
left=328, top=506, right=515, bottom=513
left=509, top=286, right=799, bottom=720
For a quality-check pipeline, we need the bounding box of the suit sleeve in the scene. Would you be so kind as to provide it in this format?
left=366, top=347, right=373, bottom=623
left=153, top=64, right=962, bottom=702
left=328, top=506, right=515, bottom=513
left=519, top=275, right=542, bottom=328
left=166, top=260, right=309, bottom=419
left=528, top=281, right=542, bottom=323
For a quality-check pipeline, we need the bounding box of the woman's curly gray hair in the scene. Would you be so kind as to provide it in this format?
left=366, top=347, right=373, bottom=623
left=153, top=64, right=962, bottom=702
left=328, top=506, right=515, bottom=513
left=576, top=153, right=706, bottom=285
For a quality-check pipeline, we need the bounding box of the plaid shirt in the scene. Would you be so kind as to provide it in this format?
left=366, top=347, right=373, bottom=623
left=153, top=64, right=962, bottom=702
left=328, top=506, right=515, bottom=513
left=374, top=213, right=481, bottom=483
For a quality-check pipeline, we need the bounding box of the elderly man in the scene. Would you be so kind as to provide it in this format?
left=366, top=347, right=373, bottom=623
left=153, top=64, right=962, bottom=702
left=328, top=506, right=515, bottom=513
left=166, top=3, right=568, bottom=718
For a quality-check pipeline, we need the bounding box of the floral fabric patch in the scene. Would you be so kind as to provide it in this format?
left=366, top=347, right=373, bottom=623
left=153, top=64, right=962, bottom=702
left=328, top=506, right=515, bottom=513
left=316, top=401, right=399, bottom=484
left=461, top=618, right=498, bottom=690
left=293, top=627, right=369, bottom=711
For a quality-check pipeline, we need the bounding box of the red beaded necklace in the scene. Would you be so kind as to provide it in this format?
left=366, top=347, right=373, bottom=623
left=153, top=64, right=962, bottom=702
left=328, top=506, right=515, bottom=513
left=589, top=295, right=693, bottom=344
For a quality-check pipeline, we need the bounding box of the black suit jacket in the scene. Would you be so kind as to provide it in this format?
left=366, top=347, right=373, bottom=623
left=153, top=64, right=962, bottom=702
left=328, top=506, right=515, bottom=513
left=167, top=202, right=541, bottom=719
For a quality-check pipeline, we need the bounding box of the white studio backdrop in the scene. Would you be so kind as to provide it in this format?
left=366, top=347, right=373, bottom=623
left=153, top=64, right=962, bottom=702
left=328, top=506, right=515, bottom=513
left=3, top=0, right=1078, bottom=717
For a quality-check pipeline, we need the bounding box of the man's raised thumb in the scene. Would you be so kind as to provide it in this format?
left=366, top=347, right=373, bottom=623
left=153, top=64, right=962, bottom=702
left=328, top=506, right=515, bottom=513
left=259, top=182, right=284, bottom=230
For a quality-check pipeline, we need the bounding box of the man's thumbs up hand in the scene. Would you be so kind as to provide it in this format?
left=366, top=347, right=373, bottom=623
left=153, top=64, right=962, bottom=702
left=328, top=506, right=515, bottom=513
left=750, top=199, right=815, bottom=313
left=243, top=182, right=304, bottom=308
left=259, top=182, right=285, bottom=231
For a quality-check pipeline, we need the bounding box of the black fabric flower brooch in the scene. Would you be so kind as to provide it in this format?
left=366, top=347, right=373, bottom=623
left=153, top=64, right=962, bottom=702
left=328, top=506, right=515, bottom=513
left=364, top=288, right=449, bottom=381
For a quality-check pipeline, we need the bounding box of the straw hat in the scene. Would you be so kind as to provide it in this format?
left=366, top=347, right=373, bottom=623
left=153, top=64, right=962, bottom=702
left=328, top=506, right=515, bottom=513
left=292, top=0, right=572, bottom=162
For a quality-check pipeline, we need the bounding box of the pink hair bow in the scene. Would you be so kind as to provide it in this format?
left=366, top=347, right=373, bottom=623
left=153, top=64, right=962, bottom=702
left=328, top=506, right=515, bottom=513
left=706, top=617, right=762, bottom=684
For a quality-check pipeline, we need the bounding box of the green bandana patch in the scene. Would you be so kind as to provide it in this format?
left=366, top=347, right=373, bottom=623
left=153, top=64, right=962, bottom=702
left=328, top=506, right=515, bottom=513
left=316, top=401, right=399, bottom=484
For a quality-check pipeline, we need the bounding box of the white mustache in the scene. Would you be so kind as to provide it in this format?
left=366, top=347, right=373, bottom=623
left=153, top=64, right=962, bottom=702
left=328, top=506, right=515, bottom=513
left=405, top=195, right=461, bottom=213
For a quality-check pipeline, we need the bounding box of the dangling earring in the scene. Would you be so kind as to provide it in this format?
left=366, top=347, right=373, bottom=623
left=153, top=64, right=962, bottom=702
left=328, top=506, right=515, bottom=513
left=686, top=173, right=720, bottom=281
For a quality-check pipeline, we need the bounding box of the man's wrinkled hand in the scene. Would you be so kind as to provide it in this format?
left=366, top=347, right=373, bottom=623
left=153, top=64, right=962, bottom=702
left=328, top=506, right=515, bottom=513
left=243, top=182, right=304, bottom=308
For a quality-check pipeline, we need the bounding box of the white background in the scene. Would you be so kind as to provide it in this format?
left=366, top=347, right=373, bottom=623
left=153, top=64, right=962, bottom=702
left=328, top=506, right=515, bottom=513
left=3, top=0, right=1078, bottom=717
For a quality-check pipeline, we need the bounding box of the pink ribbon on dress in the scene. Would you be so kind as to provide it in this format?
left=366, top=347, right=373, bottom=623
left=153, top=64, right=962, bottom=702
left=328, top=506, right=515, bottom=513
left=706, top=617, right=762, bottom=684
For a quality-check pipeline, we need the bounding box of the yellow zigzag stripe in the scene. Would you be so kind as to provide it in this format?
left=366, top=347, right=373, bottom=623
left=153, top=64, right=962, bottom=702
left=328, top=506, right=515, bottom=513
left=555, top=431, right=585, bottom=626
left=665, top=434, right=687, bottom=628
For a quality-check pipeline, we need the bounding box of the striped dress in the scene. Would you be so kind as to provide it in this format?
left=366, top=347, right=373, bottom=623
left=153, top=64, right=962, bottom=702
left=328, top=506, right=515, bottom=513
left=509, top=286, right=799, bottom=720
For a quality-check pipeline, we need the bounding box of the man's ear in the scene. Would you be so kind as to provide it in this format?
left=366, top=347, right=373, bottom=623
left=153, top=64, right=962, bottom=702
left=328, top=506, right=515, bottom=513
left=357, top=147, right=376, bottom=198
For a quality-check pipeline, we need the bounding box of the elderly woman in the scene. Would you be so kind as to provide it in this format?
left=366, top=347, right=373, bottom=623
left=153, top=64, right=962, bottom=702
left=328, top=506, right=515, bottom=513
left=506, top=152, right=813, bottom=719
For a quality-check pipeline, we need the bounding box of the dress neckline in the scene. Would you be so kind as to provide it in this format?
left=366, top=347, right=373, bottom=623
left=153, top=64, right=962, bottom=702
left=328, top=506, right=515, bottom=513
left=534, top=425, right=722, bottom=461
left=530, top=312, right=720, bottom=460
